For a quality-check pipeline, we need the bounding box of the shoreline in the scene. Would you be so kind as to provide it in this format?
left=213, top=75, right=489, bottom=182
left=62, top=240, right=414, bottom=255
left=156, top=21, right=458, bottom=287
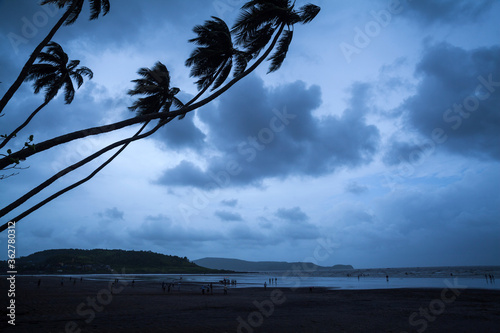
left=2, top=271, right=497, bottom=292
left=2, top=276, right=500, bottom=332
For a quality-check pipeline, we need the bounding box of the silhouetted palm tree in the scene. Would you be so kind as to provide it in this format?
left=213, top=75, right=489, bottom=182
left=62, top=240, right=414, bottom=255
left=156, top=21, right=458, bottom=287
left=27, top=42, right=93, bottom=104
left=0, top=0, right=110, bottom=113
left=186, top=17, right=251, bottom=95
left=232, top=0, right=320, bottom=72
left=0, top=42, right=93, bottom=150
left=128, top=62, right=184, bottom=116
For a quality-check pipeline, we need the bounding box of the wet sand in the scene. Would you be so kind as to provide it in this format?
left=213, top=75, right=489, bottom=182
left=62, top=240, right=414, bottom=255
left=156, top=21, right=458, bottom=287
left=1, top=275, right=500, bottom=332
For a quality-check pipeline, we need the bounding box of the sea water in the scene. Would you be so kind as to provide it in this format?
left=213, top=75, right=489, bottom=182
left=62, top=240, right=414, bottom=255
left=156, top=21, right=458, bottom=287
left=58, top=265, right=500, bottom=290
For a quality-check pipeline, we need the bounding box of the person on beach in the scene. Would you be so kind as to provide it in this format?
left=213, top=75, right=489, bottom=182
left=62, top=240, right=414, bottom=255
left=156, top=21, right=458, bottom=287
left=37, top=279, right=41, bottom=287
left=224, top=285, right=228, bottom=295
left=264, top=282, right=267, bottom=290
left=386, top=275, right=389, bottom=282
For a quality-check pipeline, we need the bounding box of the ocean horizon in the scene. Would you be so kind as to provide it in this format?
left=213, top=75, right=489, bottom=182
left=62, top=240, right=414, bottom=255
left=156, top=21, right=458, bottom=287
left=16, top=265, right=499, bottom=291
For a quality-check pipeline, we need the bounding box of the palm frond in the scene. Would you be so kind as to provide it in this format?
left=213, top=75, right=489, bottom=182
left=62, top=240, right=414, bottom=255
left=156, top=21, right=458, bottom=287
left=212, top=58, right=232, bottom=90
left=25, top=64, right=58, bottom=81
left=24, top=40, right=92, bottom=103
left=268, top=29, right=293, bottom=73
left=32, top=73, right=58, bottom=95
left=75, top=66, right=93, bottom=80
left=243, top=23, right=275, bottom=57
left=128, top=62, right=183, bottom=115
left=71, top=72, right=84, bottom=88
left=44, top=80, right=63, bottom=102
left=128, top=95, right=162, bottom=115
left=42, top=0, right=109, bottom=25
left=299, top=4, right=321, bottom=23
left=89, top=0, right=110, bottom=20
left=233, top=51, right=251, bottom=77
left=67, top=59, right=80, bottom=71
left=62, top=76, right=75, bottom=104
left=172, top=96, right=184, bottom=109
left=65, top=1, right=84, bottom=25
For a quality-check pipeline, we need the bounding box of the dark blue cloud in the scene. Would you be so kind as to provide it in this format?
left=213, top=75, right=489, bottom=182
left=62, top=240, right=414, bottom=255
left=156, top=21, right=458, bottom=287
left=156, top=75, right=380, bottom=188
left=391, top=43, right=500, bottom=164
left=156, top=160, right=207, bottom=187
left=275, top=207, right=308, bottom=222
left=156, top=110, right=206, bottom=152
left=98, top=207, right=124, bottom=220
left=220, top=199, right=238, bottom=207
left=345, top=181, right=368, bottom=195
left=215, top=210, right=243, bottom=222
left=404, top=0, right=494, bottom=25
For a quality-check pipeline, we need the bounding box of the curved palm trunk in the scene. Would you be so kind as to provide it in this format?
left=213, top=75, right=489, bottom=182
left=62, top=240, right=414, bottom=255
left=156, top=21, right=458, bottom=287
left=0, top=120, right=162, bottom=232
left=0, top=24, right=287, bottom=228
left=0, top=24, right=286, bottom=171
left=0, top=67, right=215, bottom=219
left=0, top=100, right=50, bottom=150
left=0, top=2, right=77, bottom=114
left=0, top=118, right=170, bottom=224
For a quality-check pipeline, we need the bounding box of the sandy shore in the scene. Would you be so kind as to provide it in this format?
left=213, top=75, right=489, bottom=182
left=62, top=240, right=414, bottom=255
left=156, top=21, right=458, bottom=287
left=1, top=275, right=499, bottom=332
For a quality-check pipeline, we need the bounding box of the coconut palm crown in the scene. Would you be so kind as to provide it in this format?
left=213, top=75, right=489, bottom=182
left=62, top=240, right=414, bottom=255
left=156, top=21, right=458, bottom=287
left=232, top=0, right=320, bottom=72
left=128, top=62, right=184, bottom=116
left=24, top=42, right=93, bottom=104
left=186, top=16, right=251, bottom=92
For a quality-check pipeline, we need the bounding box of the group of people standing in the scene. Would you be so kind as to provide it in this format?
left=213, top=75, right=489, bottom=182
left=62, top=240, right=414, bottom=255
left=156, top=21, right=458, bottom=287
left=264, top=277, right=278, bottom=289
left=485, top=274, right=495, bottom=284
left=201, top=283, right=214, bottom=295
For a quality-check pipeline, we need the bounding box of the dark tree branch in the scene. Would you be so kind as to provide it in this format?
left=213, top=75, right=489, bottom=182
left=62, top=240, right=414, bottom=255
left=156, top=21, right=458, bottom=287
left=0, top=100, right=49, bottom=150
left=0, top=118, right=172, bottom=221
left=0, top=119, right=165, bottom=232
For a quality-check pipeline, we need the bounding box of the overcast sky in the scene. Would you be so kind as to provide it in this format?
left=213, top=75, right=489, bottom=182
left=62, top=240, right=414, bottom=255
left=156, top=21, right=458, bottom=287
left=0, top=0, right=499, bottom=269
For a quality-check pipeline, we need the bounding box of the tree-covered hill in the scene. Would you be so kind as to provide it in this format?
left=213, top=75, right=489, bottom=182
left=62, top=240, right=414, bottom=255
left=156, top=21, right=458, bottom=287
left=3, top=249, right=230, bottom=274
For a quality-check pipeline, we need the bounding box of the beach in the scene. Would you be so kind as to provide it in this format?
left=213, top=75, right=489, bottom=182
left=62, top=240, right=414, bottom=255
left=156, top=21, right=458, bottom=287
left=1, top=275, right=500, bottom=332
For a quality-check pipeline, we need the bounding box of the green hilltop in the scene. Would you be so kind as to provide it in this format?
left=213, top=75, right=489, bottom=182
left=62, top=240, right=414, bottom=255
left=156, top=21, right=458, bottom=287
left=5, top=249, right=230, bottom=274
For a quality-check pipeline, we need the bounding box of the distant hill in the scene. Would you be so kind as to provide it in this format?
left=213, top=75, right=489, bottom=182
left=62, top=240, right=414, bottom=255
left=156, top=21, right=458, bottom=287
left=194, top=257, right=353, bottom=272
left=2, top=249, right=229, bottom=274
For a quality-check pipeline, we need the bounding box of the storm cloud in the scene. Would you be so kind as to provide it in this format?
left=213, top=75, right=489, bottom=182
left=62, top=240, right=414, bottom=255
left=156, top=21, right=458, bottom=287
left=156, top=76, right=380, bottom=188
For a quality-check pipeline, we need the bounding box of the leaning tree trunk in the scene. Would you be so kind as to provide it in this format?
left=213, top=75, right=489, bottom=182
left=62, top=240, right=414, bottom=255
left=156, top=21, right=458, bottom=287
left=0, top=100, right=50, bottom=150
left=0, top=2, right=76, bottom=114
